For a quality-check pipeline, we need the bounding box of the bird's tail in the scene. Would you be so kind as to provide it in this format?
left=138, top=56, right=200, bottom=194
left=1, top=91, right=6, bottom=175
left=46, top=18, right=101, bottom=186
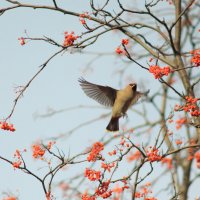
left=106, top=117, right=119, bottom=132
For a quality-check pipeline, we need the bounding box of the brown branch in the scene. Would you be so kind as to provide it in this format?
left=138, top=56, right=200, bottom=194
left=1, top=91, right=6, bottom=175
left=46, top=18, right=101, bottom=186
left=5, top=49, right=64, bottom=120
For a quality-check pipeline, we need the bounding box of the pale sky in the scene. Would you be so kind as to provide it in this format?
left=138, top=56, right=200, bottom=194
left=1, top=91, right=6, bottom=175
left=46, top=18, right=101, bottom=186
left=0, top=1, right=199, bottom=200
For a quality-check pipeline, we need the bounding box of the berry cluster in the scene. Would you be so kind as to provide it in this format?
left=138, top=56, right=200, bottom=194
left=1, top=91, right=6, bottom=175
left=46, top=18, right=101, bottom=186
left=0, top=121, right=15, bottom=132
left=47, top=141, right=56, bottom=150
left=191, top=49, right=200, bottom=67
left=101, top=162, right=115, bottom=172
left=146, top=147, right=162, bottom=162
left=174, top=96, right=200, bottom=117
left=63, top=32, right=78, bottom=47
left=18, top=37, right=25, bottom=45
left=81, top=182, right=112, bottom=199
left=108, top=149, right=116, bottom=156
left=175, top=139, right=182, bottom=145
left=12, top=149, right=26, bottom=169
left=87, top=142, right=104, bottom=162
left=95, top=181, right=112, bottom=199
left=149, top=65, right=171, bottom=79
left=115, top=38, right=129, bottom=55
left=175, top=117, right=187, bottom=130
left=79, top=12, right=91, bottom=25
left=112, top=183, right=129, bottom=199
left=135, top=182, right=157, bottom=200
left=121, top=39, right=129, bottom=45
left=84, top=168, right=101, bottom=181
left=32, top=144, right=45, bottom=159
left=115, top=47, right=124, bottom=55
left=81, top=193, right=96, bottom=200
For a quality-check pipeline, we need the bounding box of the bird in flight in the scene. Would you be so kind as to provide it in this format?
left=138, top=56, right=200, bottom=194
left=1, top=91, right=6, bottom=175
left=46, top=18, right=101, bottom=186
left=79, top=77, right=149, bottom=132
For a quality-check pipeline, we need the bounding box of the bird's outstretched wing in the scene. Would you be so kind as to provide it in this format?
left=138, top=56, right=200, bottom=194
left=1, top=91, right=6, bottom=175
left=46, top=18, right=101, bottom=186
left=79, top=77, right=117, bottom=107
left=131, top=90, right=150, bottom=105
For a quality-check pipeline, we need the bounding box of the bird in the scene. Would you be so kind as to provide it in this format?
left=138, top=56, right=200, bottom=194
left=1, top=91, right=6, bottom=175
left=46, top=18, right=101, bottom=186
left=78, top=77, right=149, bottom=132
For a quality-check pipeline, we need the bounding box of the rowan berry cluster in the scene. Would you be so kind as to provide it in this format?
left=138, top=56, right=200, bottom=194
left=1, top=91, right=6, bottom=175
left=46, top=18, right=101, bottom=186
left=135, top=183, right=157, bottom=200
left=83, top=137, right=133, bottom=199
left=63, top=32, right=78, bottom=47
left=0, top=121, right=15, bottom=132
left=112, top=183, right=129, bottom=199
left=12, top=160, right=22, bottom=169
left=174, top=96, right=200, bottom=117
left=101, top=162, right=115, bottom=172
left=175, top=117, right=187, bottom=130
left=87, top=142, right=104, bottom=162
left=121, top=39, right=129, bottom=45
left=119, top=135, right=131, bottom=149
left=146, top=147, right=162, bottom=162
left=149, top=65, right=171, bottom=79
left=12, top=149, right=26, bottom=169
left=81, top=182, right=112, bottom=199
left=84, top=168, right=101, bottom=181
left=95, top=180, right=112, bottom=199
left=18, top=37, right=25, bottom=45
left=115, top=47, right=124, bottom=55
left=47, top=141, right=56, bottom=150
left=79, top=12, right=91, bottom=25
left=32, top=144, right=45, bottom=159
left=191, top=49, right=200, bottom=66
left=115, top=38, right=129, bottom=55
left=175, top=139, right=182, bottom=146
left=186, top=96, right=199, bottom=105
left=81, top=193, right=96, bottom=200
left=108, top=149, right=117, bottom=156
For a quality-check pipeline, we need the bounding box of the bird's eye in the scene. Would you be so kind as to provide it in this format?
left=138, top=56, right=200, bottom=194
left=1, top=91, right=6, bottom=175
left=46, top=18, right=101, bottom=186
left=129, top=83, right=134, bottom=87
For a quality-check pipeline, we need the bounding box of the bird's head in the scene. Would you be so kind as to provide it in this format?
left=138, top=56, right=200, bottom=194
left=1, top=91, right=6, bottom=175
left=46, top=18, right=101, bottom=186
left=128, top=83, right=137, bottom=91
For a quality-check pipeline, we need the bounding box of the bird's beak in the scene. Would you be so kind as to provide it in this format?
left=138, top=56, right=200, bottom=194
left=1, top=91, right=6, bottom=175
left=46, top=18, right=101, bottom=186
left=131, top=84, right=137, bottom=91
left=132, top=84, right=136, bottom=88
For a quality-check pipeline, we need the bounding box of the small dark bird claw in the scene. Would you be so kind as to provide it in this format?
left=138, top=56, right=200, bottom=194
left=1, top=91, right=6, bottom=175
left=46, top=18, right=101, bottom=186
left=122, top=113, right=128, bottom=119
left=144, top=89, right=150, bottom=96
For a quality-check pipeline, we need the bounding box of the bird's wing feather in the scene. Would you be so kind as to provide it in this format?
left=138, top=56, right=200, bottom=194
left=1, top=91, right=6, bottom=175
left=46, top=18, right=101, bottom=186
left=131, top=90, right=150, bottom=105
left=79, top=77, right=117, bottom=107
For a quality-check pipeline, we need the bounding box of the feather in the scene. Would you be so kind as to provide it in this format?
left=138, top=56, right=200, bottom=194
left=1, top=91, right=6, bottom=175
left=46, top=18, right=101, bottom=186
left=78, top=77, right=117, bottom=107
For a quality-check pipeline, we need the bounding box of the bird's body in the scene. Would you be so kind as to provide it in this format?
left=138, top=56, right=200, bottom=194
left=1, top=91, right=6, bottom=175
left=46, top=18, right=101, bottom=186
left=112, top=86, right=136, bottom=118
left=106, top=84, right=139, bottom=131
left=78, top=77, right=149, bottom=132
